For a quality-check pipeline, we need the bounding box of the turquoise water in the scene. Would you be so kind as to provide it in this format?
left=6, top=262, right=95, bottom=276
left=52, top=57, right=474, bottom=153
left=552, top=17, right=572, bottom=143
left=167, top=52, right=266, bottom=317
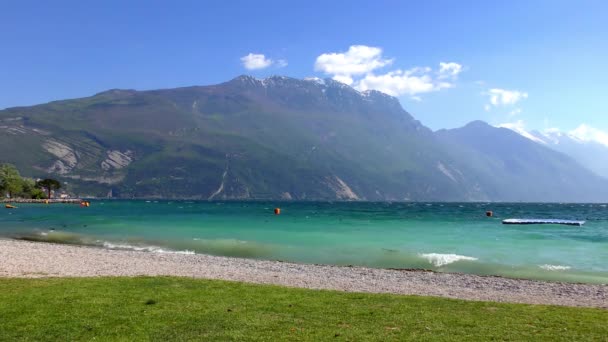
left=2, top=201, right=607, bottom=284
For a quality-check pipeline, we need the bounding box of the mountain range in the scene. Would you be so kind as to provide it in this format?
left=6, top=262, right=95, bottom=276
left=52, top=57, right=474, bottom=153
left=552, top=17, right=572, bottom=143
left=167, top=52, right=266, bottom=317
left=498, top=123, right=608, bottom=179
left=531, top=130, right=608, bottom=179
left=1, top=75, right=606, bottom=202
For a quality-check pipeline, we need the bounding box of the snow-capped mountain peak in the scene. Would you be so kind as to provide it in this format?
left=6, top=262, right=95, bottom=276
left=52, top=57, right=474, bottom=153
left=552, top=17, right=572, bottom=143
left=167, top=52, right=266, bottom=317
left=496, top=121, right=547, bottom=144
left=498, top=122, right=608, bottom=178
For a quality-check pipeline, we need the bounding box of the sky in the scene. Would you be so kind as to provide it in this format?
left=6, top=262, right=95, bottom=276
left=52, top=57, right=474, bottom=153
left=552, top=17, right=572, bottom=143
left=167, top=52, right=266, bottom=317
left=1, top=0, right=607, bottom=139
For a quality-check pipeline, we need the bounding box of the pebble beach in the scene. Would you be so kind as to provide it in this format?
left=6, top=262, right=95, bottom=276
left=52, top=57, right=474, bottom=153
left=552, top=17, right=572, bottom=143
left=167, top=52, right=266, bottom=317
left=1, top=239, right=606, bottom=309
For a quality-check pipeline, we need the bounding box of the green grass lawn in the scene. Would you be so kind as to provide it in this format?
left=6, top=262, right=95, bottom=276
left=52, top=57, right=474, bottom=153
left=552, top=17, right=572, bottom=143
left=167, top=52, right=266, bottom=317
left=0, top=277, right=605, bottom=341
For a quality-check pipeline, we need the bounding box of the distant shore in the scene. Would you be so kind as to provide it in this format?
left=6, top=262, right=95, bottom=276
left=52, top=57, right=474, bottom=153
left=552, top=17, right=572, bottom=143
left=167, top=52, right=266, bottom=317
left=2, top=198, right=83, bottom=204
left=1, top=239, right=605, bottom=308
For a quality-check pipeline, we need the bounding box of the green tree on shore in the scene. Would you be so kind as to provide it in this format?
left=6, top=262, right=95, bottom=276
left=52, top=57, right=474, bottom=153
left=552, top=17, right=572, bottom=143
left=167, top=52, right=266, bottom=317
left=0, top=164, right=24, bottom=198
left=0, top=163, right=54, bottom=199
left=22, top=178, right=47, bottom=199
left=37, top=178, right=61, bottom=199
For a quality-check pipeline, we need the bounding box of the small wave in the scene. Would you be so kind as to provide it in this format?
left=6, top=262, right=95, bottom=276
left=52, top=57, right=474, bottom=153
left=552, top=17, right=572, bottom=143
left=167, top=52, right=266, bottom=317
left=18, top=231, right=93, bottom=245
left=102, top=242, right=195, bottom=255
left=539, top=264, right=571, bottom=271
left=419, top=253, right=478, bottom=267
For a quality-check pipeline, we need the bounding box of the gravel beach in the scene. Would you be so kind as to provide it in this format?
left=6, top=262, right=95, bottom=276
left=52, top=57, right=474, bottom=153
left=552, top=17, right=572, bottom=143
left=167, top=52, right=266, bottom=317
left=1, top=239, right=606, bottom=308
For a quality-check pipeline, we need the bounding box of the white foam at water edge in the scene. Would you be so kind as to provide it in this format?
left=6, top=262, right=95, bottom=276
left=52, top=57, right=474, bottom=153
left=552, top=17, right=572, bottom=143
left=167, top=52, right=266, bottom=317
left=102, top=242, right=195, bottom=255
left=539, top=264, right=571, bottom=271
left=419, top=253, right=478, bottom=267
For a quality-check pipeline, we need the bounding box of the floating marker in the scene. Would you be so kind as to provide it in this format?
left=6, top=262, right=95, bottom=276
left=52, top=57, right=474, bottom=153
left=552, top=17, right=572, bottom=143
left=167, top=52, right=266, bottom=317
left=486, top=211, right=493, bottom=217
left=274, top=208, right=281, bottom=215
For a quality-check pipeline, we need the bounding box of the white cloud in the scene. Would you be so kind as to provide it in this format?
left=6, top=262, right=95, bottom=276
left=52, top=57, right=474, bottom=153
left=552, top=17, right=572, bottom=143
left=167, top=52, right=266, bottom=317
left=355, top=68, right=452, bottom=97
left=497, top=119, right=526, bottom=131
left=569, top=124, right=608, bottom=147
left=332, top=74, right=354, bottom=85
left=544, top=127, right=562, bottom=134
left=241, top=53, right=273, bottom=70
left=486, top=88, right=528, bottom=106
left=276, top=59, right=288, bottom=68
left=314, top=45, right=462, bottom=98
left=314, top=45, right=393, bottom=83
left=508, top=108, right=522, bottom=116
left=438, top=62, right=463, bottom=79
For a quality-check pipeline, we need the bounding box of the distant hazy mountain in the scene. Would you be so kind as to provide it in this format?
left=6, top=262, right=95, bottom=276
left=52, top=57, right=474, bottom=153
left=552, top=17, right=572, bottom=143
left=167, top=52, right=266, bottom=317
left=436, top=121, right=607, bottom=202
left=499, top=124, right=608, bottom=179
left=528, top=130, right=608, bottom=179
left=1, top=75, right=606, bottom=201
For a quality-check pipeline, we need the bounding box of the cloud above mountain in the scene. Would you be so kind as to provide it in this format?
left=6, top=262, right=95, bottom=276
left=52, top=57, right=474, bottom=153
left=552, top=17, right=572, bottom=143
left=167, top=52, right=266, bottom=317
left=314, top=45, right=462, bottom=98
left=438, top=62, right=463, bottom=79
left=241, top=53, right=287, bottom=70
left=485, top=88, right=528, bottom=107
left=355, top=68, right=453, bottom=97
left=314, top=45, right=393, bottom=85
left=569, top=124, right=608, bottom=147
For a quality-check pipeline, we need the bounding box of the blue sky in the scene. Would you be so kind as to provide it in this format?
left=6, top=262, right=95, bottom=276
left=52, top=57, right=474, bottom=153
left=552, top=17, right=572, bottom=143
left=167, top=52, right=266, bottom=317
left=1, top=0, right=607, bottom=137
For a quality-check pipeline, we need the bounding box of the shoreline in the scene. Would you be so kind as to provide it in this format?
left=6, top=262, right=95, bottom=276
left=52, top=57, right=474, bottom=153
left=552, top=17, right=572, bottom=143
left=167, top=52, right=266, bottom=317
left=1, top=239, right=606, bottom=308
left=2, top=198, right=83, bottom=204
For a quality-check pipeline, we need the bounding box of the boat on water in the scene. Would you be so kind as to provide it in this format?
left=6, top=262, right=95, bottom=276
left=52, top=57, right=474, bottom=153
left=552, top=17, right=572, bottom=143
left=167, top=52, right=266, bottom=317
left=5, top=204, right=17, bottom=209
left=502, top=218, right=585, bottom=226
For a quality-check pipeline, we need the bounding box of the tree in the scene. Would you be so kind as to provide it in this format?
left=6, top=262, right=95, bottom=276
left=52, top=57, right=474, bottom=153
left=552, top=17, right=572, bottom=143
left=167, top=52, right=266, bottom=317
left=21, top=178, right=47, bottom=199
left=36, top=178, right=61, bottom=199
left=0, top=163, right=23, bottom=198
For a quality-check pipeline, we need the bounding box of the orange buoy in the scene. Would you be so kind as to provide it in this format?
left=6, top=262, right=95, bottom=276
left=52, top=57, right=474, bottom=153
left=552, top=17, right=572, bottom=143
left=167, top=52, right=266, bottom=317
left=486, top=211, right=493, bottom=217
left=274, top=208, right=281, bottom=215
